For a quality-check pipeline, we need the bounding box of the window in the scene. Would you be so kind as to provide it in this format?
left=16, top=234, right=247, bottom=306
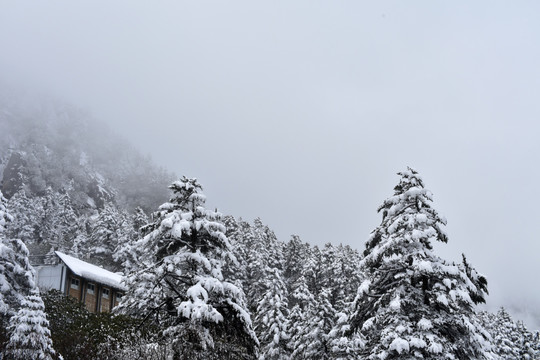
left=116, top=292, right=123, bottom=300
left=70, top=278, right=79, bottom=289
left=87, top=283, right=95, bottom=295
left=102, top=288, right=109, bottom=299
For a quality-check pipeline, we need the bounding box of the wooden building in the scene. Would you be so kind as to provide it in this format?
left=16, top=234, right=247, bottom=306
left=34, top=251, right=125, bottom=313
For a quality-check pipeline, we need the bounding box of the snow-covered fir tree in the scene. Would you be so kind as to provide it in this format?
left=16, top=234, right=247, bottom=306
left=252, top=218, right=284, bottom=271
left=302, top=288, right=336, bottom=360
left=52, top=189, right=79, bottom=251
left=222, top=216, right=251, bottom=287
left=245, top=219, right=284, bottom=313
left=38, top=187, right=60, bottom=244
left=515, top=321, right=540, bottom=360
left=131, top=206, right=149, bottom=236
left=304, top=246, right=324, bottom=298
left=479, top=308, right=540, bottom=359
left=4, top=290, right=56, bottom=360
left=87, top=204, right=122, bottom=268
left=116, top=177, right=258, bottom=359
left=344, top=168, right=493, bottom=359
left=283, top=235, right=309, bottom=307
left=5, top=190, right=42, bottom=244
left=256, top=267, right=290, bottom=360
left=113, top=208, right=146, bottom=273
left=334, top=244, right=363, bottom=308
left=288, top=274, right=314, bottom=359
left=0, top=189, right=30, bottom=331
left=0, top=190, right=56, bottom=359
left=492, top=307, right=521, bottom=358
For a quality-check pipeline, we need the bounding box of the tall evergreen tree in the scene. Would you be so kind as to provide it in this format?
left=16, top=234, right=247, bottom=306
left=4, top=290, right=56, bottom=360
left=283, top=235, right=310, bottom=308
left=114, top=208, right=145, bottom=273
left=53, top=189, right=79, bottom=251
left=38, top=187, right=59, bottom=244
left=304, top=246, right=324, bottom=298
left=222, top=216, right=250, bottom=287
left=256, top=267, right=290, bottom=360
left=516, top=321, right=540, bottom=360
left=0, top=190, right=30, bottom=322
left=0, top=190, right=56, bottom=359
left=252, top=218, right=283, bottom=270
left=87, top=203, right=123, bottom=269
left=303, top=288, right=336, bottom=360
left=335, top=244, right=363, bottom=308
left=117, top=177, right=258, bottom=358
left=288, top=275, right=314, bottom=360
left=131, top=206, right=149, bottom=236
left=6, top=190, right=42, bottom=244
left=480, top=308, right=540, bottom=359
left=245, top=218, right=281, bottom=313
left=493, top=307, right=521, bottom=358
left=346, top=168, right=492, bottom=359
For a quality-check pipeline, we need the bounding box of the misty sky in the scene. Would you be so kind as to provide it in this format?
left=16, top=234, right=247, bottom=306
left=1, top=1, right=540, bottom=328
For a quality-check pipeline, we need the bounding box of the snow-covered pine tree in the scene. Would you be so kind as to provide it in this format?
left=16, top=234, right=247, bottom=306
left=283, top=235, right=309, bottom=307
left=0, top=190, right=56, bottom=359
left=302, top=288, right=336, bottom=360
left=322, top=243, right=353, bottom=309
left=4, top=290, right=56, bottom=360
left=245, top=241, right=267, bottom=313
left=334, top=244, right=363, bottom=309
left=113, top=209, right=145, bottom=273
left=53, top=190, right=79, bottom=251
left=288, top=274, right=314, bottom=360
left=6, top=190, right=42, bottom=244
left=117, top=177, right=258, bottom=359
left=131, top=206, right=149, bottom=236
left=347, top=167, right=492, bottom=359
left=515, top=320, right=538, bottom=359
left=38, top=187, right=59, bottom=244
left=255, top=267, right=290, bottom=360
left=87, top=203, right=124, bottom=269
left=304, top=246, right=324, bottom=298
left=244, top=218, right=283, bottom=314
left=0, top=237, right=37, bottom=320
left=491, top=307, right=521, bottom=358
left=252, top=218, right=284, bottom=270
left=480, top=307, right=540, bottom=360
left=222, top=216, right=250, bottom=287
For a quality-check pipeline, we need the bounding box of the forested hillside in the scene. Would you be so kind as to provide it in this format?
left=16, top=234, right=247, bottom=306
left=0, top=99, right=539, bottom=359
left=0, top=95, right=174, bottom=268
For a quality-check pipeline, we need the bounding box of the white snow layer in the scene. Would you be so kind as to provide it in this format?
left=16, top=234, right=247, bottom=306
left=55, top=251, right=126, bottom=290
left=389, top=337, right=409, bottom=354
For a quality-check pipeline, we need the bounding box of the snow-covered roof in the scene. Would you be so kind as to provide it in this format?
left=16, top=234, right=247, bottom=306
left=55, top=251, right=126, bottom=291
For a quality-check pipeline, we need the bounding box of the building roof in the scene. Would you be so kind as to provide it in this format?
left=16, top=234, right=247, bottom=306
left=55, top=251, right=126, bottom=291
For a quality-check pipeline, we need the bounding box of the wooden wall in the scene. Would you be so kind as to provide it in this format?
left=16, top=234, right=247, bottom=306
left=66, top=271, right=122, bottom=313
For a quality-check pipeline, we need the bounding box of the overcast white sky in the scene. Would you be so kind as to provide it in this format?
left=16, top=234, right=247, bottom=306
left=1, top=1, right=540, bottom=328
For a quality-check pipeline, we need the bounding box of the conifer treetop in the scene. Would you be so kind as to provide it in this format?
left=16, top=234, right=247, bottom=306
left=167, top=176, right=206, bottom=212
left=364, top=167, right=448, bottom=262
